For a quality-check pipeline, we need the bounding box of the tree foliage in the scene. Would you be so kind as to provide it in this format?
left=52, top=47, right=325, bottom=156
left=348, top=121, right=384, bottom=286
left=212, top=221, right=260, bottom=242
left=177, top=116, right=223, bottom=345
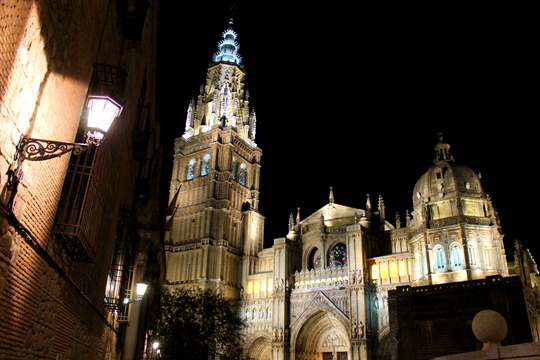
left=154, top=287, right=246, bottom=360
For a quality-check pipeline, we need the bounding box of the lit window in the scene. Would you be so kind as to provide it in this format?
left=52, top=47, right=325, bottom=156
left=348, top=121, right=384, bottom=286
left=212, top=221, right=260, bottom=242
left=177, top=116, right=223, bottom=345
left=399, top=261, right=407, bottom=276
left=201, top=154, right=210, bottom=176
left=389, top=262, right=397, bottom=277
left=329, top=243, right=347, bottom=268
left=261, top=280, right=266, bottom=294
left=380, top=263, right=388, bottom=279
left=408, top=260, right=412, bottom=276
left=450, top=244, right=463, bottom=269
left=254, top=280, right=260, bottom=294
left=187, top=159, right=196, bottom=180
left=268, top=279, right=273, bottom=292
left=247, top=281, right=253, bottom=294
left=434, top=246, right=446, bottom=272
left=239, top=163, right=247, bottom=185
left=371, top=264, right=379, bottom=280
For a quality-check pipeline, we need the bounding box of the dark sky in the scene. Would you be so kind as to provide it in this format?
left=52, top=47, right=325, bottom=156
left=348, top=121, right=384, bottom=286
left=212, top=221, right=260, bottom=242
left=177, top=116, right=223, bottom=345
left=160, top=3, right=536, bottom=259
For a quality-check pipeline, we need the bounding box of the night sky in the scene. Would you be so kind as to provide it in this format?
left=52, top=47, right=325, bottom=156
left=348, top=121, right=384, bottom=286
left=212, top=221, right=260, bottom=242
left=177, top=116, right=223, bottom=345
left=160, top=3, right=535, bottom=259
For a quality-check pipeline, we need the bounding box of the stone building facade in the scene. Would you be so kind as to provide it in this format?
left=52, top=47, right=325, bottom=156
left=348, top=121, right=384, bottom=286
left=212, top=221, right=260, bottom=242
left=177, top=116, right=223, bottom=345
left=1, top=1, right=164, bottom=359
left=165, top=20, right=517, bottom=360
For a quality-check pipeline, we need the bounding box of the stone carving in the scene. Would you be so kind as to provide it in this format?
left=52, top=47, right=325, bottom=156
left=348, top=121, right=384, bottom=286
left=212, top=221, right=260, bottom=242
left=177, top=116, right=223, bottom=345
left=359, top=321, right=365, bottom=338
left=322, top=331, right=346, bottom=348
left=352, top=321, right=358, bottom=338
left=278, top=327, right=284, bottom=342
left=285, top=327, right=290, bottom=342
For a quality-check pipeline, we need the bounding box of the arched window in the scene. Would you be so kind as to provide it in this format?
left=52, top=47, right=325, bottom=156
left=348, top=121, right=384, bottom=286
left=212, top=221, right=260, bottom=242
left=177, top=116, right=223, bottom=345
left=483, top=244, right=491, bottom=266
left=371, top=264, right=379, bottom=280
left=380, top=263, right=388, bottom=279
left=399, top=261, right=407, bottom=276
left=450, top=243, right=463, bottom=270
left=247, top=281, right=253, bottom=295
left=389, top=262, right=398, bottom=277
left=308, top=247, right=322, bottom=270
left=468, top=242, right=477, bottom=266
left=434, top=246, right=446, bottom=272
left=268, top=279, right=273, bottom=293
left=239, top=163, right=247, bottom=185
left=254, top=280, right=260, bottom=294
left=187, top=159, right=196, bottom=180
left=408, top=260, right=412, bottom=276
left=232, top=157, right=238, bottom=180
left=261, top=280, right=266, bottom=296
left=328, top=243, right=347, bottom=268
left=201, top=154, right=210, bottom=176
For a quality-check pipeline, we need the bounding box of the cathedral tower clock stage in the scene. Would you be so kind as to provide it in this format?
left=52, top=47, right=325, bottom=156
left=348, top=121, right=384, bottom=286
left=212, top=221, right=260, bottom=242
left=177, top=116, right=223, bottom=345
left=165, top=19, right=264, bottom=298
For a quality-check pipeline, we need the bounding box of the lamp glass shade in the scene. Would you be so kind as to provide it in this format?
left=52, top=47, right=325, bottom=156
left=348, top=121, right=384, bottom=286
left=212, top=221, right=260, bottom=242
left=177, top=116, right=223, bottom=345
left=136, top=282, right=148, bottom=297
left=87, top=95, right=123, bottom=134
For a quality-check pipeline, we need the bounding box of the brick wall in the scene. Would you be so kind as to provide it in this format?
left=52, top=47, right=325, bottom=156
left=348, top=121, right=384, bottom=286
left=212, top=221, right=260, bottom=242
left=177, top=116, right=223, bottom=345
left=0, top=0, right=162, bottom=359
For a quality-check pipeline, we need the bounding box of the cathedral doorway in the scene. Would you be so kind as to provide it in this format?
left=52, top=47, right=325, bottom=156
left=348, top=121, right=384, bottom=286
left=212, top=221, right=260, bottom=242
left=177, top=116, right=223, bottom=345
left=294, top=310, right=349, bottom=360
left=246, top=335, right=271, bottom=360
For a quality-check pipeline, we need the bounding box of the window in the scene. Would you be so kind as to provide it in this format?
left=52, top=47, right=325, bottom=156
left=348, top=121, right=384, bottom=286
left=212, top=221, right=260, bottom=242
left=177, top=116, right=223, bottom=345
left=408, top=260, right=412, bottom=276
left=450, top=243, right=463, bottom=269
left=399, top=261, right=407, bottom=276
left=308, top=247, right=322, bottom=270
left=389, top=262, right=397, bottom=277
left=247, top=281, right=253, bottom=294
left=239, top=163, right=247, bottom=185
left=261, top=280, right=266, bottom=295
left=268, top=279, right=273, bottom=293
left=371, top=264, right=379, bottom=280
left=187, top=159, right=196, bottom=180
left=434, top=246, right=446, bottom=272
left=232, top=157, right=238, bottom=180
left=105, top=205, right=134, bottom=312
left=380, top=263, right=388, bottom=279
left=201, top=154, right=210, bottom=176
left=328, top=243, right=347, bottom=268
left=254, top=280, right=260, bottom=294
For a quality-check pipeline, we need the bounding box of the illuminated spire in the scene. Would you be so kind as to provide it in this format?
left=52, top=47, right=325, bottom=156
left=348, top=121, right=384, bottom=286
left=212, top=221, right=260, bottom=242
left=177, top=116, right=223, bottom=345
left=213, top=19, right=242, bottom=65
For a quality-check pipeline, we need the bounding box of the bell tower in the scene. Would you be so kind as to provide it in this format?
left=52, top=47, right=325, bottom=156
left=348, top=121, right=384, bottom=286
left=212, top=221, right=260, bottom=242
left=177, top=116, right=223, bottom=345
left=165, top=19, right=264, bottom=298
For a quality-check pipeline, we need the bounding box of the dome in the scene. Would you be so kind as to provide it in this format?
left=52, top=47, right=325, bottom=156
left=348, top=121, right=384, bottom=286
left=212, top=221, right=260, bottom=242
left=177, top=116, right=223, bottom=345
left=412, top=135, right=484, bottom=209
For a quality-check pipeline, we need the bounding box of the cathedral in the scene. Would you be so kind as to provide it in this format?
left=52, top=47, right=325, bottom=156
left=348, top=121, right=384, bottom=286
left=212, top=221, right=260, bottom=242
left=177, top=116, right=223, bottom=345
left=164, top=20, right=512, bottom=360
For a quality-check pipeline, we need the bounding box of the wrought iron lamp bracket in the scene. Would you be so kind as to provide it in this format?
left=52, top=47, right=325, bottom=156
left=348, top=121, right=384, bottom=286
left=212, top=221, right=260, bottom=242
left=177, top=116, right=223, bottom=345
left=14, top=135, right=89, bottom=162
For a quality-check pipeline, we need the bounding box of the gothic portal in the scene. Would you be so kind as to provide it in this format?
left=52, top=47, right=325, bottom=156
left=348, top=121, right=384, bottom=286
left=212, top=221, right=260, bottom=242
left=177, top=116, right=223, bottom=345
left=164, top=19, right=509, bottom=360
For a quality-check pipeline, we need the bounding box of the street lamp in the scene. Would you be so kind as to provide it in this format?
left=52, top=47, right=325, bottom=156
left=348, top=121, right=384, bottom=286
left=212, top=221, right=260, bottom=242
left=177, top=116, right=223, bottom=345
left=123, top=281, right=149, bottom=305
left=14, top=95, right=122, bottom=162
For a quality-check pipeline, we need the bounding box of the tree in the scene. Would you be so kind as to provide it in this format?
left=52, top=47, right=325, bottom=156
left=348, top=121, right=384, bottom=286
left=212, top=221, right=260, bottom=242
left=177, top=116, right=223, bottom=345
left=154, top=287, right=246, bottom=360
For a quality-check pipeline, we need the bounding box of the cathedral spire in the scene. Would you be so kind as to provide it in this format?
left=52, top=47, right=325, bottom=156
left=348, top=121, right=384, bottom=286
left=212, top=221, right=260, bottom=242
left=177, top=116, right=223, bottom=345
left=329, top=187, right=334, bottom=204
left=213, top=18, right=242, bottom=65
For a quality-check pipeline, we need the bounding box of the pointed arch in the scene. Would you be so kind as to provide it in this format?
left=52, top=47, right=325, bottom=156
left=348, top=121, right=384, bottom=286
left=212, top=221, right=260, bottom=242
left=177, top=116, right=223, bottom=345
left=289, top=291, right=350, bottom=356
left=245, top=333, right=271, bottom=360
